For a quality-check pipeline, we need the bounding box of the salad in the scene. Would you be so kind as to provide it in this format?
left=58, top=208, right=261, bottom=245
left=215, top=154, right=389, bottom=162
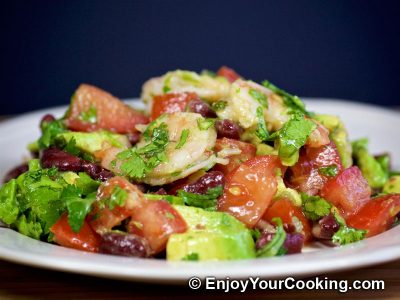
left=0, top=66, right=399, bottom=261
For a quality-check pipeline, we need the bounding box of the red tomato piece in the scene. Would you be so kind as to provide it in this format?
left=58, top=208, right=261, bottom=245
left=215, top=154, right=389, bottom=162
left=213, top=138, right=256, bottom=175
left=151, top=92, right=199, bottom=120
left=89, top=177, right=141, bottom=234
left=263, top=198, right=312, bottom=242
left=128, top=200, right=187, bottom=254
left=50, top=213, right=100, bottom=253
left=216, top=66, right=241, bottom=83
left=288, top=142, right=343, bottom=195
left=66, top=84, right=149, bottom=133
left=321, top=166, right=371, bottom=217
left=218, top=155, right=281, bottom=227
left=346, top=194, right=400, bottom=237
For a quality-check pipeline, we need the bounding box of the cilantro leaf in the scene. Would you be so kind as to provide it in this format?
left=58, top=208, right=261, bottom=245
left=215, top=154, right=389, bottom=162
left=319, top=165, right=339, bottom=177
left=255, top=106, right=269, bottom=141
left=60, top=185, right=96, bottom=233
left=0, top=179, right=19, bottom=225
left=177, top=186, right=223, bottom=210
left=108, top=186, right=128, bottom=210
left=117, top=122, right=169, bottom=180
left=175, top=129, right=189, bottom=149
left=249, top=88, right=268, bottom=108
left=301, top=193, right=332, bottom=221
left=256, top=218, right=287, bottom=257
left=211, top=101, right=227, bottom=112
left=182, top=253, right=199, bottom=261
left=197, top=118, right=215, bottom=130
left=275, top=113, right=316, bottom=166
left=261, top=80, right=308, bottom=115
left=332, top=226, right=366, bottom=245
left=79, top=106, right=97, bottom=124
left=38, top=119, right=66, bottom=149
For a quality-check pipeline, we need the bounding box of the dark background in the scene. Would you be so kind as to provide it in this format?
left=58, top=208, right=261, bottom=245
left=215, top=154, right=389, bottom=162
left=2, top=0, right=400, bottom=114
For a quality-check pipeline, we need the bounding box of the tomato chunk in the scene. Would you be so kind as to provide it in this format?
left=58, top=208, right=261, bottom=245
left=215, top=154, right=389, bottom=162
left=218, top=155, right=281, bottom=227
left=151, top=92, right=199, bottom=120
left=128, top=200, right=187, bottom=254
left=50, top=213, right=100, bottom=252
left=213, top=138, right=256, bottom=175
left=263, top=198, right=312, bottom=242
left=89, top=177, right=141, bottom=234
left=321, top=166, right=371, bottom=217
left=216, top=66, right=241, bottom=83
left=346, top=194, right=400, bottom=237
left=289, top=142, right=343, bottom=195
left=66, top=84, right=149, bottom=133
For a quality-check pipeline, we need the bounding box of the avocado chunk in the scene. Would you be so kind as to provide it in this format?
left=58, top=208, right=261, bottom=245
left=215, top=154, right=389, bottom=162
left=314, top=114, right=352, bottom=168
left=273, top=176, right=301, bottom=206
left=56, top=131, right=130, bottom=155
left=352, top=138, right=388, bottom=189
left=166, top=205, right=255, bottom=261
left=383, top=176, right=400, bottom=194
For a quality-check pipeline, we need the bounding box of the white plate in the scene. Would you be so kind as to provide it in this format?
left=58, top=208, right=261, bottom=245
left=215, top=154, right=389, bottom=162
left=0, top=99, right=399, bottom=283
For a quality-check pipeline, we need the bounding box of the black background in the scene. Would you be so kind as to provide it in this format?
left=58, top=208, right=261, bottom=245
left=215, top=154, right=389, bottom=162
left=2, top=0, right=400, bottom=114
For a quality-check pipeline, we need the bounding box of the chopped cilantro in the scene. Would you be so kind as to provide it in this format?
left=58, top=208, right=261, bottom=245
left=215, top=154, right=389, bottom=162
left=319, top=165, right=339, bottom=177
left=117, top=122, right=169, bottom=180
left=60, top=185, right=96, bottom=233
left=177, top=186, right=223, bottom=210
left=262, top=80, right=308, bottom=115
left=255, top=106, right=269, bottom=141
left=332, top=226, right=366, bottom=245
left=211, top=101, right=227, bottom=112
left=249, top=88, right=268, bottom=108
left=175, top=129, right=189, bottom=149
left=38, top=119, right=66, bottom=149
left=256, top=218, right=287, bottom=257
left=108, top=186, right=128, bottom=210
left=197, top=118, right=215, bottom=131
left=301, top=193, right=331, bottom=221
left=182, top=253, right=199, bottom=261
left=274, top=113, right=316, bottom=166
left=144, top=193, right=184, bottom=205
left=79, top=106, right=97, bottom=124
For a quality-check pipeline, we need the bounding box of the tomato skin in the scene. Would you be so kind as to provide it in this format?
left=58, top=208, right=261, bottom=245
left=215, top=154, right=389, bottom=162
left=321, top=166, right=371, bottom=217
left=150, top=92, right=199, bottom=120
left=66, top=84, right=149, bottom=133
left=289, top=142, right=343, bottom=195
left=218, top=155, right=281, bottom=228
left=127, top=200, right=187, bottom=254
left=89, top=177, right=140, bottom=234
left=346, top=194, right=400, bottom=237
left=50, top=213, right=100, bottom=253
left=263, top=198, right=312, bottom=242
left=213, top=138, right=256, bottom=175
left=216, top=66, right=241, bottom=83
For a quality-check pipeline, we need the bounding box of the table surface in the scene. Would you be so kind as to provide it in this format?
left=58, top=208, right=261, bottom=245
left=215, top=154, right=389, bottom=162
left=0, top=113, right=399, bottom=300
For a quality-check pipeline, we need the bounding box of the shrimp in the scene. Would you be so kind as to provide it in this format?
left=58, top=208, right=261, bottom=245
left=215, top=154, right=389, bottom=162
left=217, top=79, right=290, bottom=131
left=141, top=70, right=230, bottom=112
left=137, top=112, right=218, bottom=185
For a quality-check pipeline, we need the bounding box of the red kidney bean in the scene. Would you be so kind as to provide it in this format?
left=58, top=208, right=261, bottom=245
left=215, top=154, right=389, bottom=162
left=283, top=233, right=304, bottom=254
left=312, top=214, right=340, bottom=240
left=41, top=147, right=113, bottom=181
left=187, top=99, right=217, bottom=118
left=81, top=161, right=113, bottom=181
left=41, top=148, right=82, bottom=172
left=126, top=132, right=141, bottom=145
left=181, top=171, right=225, bottom=195
left=40, top=114, right=56, bottom=128
left=99, top=232, right=152, bottom=257
left=154, top=188, right=168, bottom=195
left=3, top=163, right=29, bottom=183
left=215, top=119, right=242, bottom=140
